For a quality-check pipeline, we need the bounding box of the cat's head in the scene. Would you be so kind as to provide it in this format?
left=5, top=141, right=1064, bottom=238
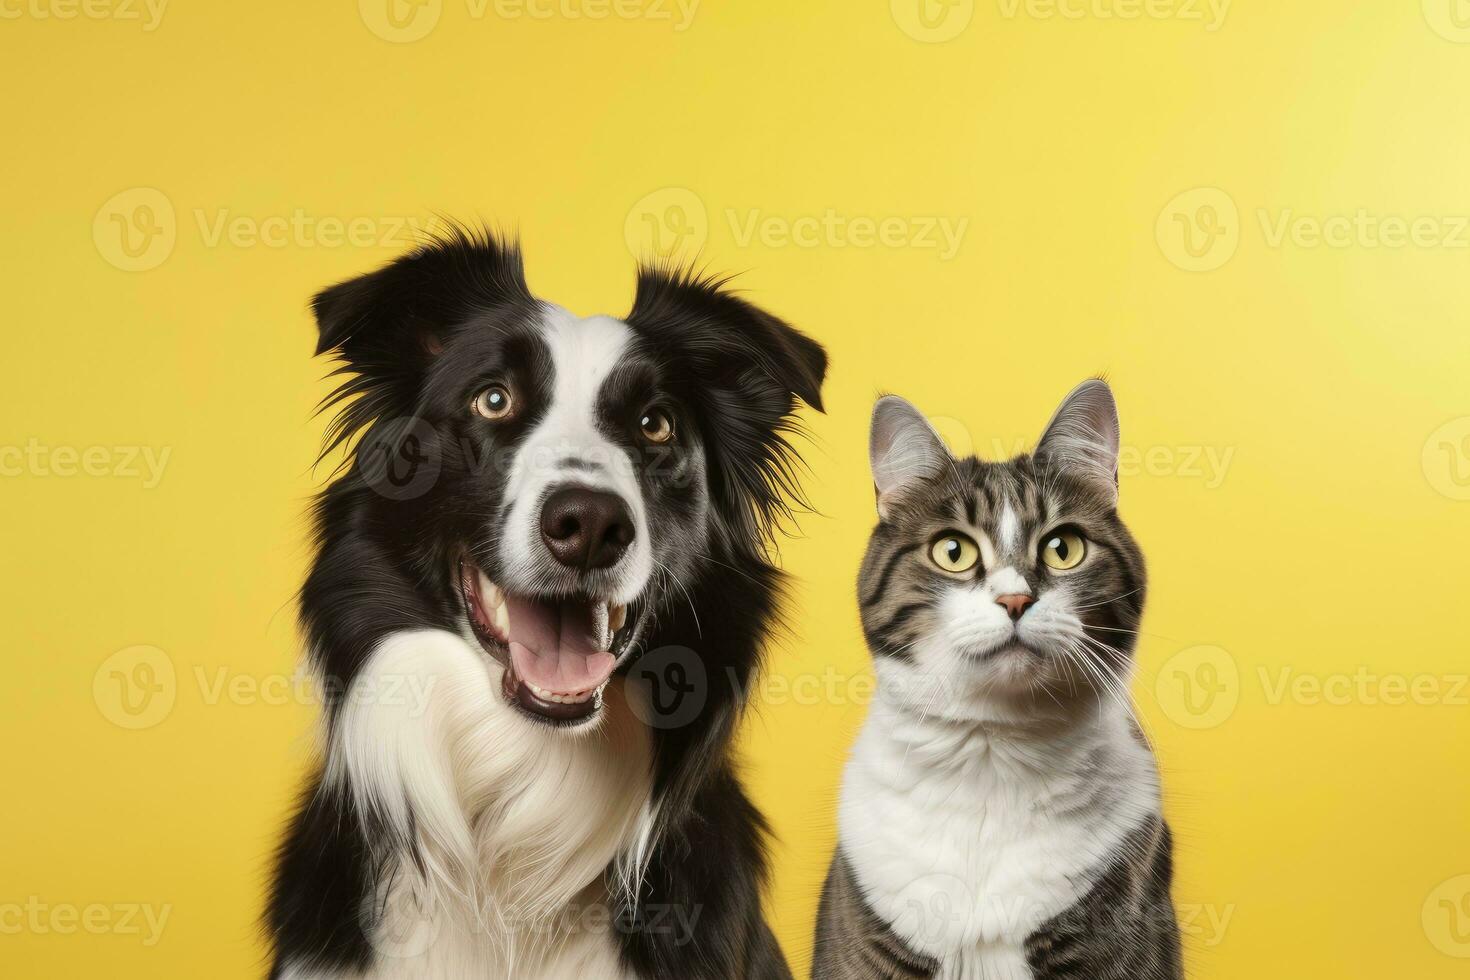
left=859, top=380, right=1146, bottom=721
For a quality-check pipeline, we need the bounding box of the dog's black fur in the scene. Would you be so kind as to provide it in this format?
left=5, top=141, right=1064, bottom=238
left=265, top=228, right=824, bottom=978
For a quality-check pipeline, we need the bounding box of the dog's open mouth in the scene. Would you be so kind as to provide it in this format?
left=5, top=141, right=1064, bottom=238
left=458, top=559, right=634, bottom=725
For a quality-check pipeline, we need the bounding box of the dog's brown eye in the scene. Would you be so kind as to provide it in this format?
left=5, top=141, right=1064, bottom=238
left=639, top=408, right=674, bottom=444
left=473, top=384, right=514, bottom=420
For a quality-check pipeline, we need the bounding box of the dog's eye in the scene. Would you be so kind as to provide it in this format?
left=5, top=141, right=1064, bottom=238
left=639, top=408, right=675, bottom=445
left=472, top=384, right=514, bottom=421
left=930, top=533, right=980, bottom=574
left=1040, top=529, right=1087, bottom=571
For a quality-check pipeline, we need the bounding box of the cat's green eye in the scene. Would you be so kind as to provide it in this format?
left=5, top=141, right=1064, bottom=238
left=1040, top=529, right=1087, bottom=571
left=930, top=534, right=980, bottom=574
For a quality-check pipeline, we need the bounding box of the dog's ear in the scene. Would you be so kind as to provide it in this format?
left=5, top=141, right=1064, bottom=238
left=312, top=228, right=531, bottom=459
left=732, top=301, right=827, bottom=412
left=627, top=267, right=828, bottom=547
left=312, top=228, right=529, bottom=375
left=312, top=266, right=442, bottom=368
left=627, top=267, right=827, bottom=411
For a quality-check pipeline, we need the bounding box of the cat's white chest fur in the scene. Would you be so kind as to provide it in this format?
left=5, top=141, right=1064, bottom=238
left=839, top=693, right=1160, bottom=980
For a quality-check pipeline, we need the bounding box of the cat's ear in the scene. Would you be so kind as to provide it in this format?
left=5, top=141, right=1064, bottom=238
left=869, top=395, right=950, bottom=520
left=1036, top=379, right=1121, bottom=504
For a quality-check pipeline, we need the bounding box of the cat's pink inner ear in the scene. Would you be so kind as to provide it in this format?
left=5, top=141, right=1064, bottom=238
left=1037, top=379, right=1121, bottom=500
left=870, top=395, right=949, bottom=516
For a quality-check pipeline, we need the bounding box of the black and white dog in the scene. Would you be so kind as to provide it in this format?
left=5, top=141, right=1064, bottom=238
left=265, top=229, right=825, bottom=978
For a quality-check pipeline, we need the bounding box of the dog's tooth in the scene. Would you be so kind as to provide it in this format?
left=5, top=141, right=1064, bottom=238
left=476, top=569, right=502, bottom=609
left=609, top=604, right=626, bottom=634
left=494, top=602, right=509, bottom=636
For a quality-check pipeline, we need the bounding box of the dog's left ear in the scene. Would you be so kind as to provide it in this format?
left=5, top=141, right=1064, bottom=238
left=738, top=303, right=827, bottom=412
left=627, top=268, right=827, bottom=412
left=627, top=268, right=827, bottom=545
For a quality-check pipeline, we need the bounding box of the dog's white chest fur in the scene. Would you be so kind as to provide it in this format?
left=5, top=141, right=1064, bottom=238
left=838, top=696, right=1160, bottom=980
left=287, top=630, right=654, bottom=980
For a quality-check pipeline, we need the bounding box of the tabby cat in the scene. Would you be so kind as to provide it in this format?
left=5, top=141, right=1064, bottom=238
left=814, top=380, right=1182, bottom=980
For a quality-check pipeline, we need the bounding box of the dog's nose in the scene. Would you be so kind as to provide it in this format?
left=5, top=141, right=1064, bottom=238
left=995, top=594, right=1035, bottom=621
left=540, top=487, right=634, bottom=570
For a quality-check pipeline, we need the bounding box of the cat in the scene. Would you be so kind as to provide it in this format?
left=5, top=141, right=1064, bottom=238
left=813, top=380, right=1183, bottom=980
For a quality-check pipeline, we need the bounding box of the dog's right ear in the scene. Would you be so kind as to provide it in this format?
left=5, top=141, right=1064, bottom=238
left=311, top=229, right=531, bottom=461
left=312, top=267, right=441, bottom=366
left=311, top=227, right=529, bottom=378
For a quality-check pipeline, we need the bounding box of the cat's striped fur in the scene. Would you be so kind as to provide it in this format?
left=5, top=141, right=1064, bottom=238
left=814, top=382, right=1182, bottom=980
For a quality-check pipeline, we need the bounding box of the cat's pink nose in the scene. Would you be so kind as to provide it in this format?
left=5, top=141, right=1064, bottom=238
left=995, top=594, right=1035, bottom=621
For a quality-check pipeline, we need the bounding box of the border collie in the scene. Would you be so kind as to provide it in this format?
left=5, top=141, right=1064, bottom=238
left=265, top=228, right=825, bottom=979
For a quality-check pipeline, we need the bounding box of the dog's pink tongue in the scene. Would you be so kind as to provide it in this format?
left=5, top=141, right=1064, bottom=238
left=505, top=595, right=615, bottom=694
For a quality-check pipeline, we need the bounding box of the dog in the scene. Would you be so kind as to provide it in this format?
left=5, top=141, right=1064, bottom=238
left=264, top=228, right=825, bottom=979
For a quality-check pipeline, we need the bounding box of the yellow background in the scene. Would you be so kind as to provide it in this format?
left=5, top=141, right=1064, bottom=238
left=3, top=1, right=1469, bottom=976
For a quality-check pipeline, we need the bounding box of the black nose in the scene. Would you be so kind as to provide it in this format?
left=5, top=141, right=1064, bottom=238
left=539, top=487, right=634, bottom=570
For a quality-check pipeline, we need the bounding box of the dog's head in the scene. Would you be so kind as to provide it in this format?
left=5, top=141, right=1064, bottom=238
left=313, top=229, right=824, bottom=729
